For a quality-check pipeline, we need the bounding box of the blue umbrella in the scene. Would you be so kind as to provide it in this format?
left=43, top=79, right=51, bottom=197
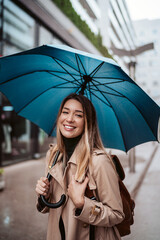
left=0, top=44, right=159, bottom=152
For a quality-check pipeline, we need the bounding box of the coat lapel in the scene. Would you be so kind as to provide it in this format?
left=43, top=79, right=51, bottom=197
left=49, top=160, right=64, bottom=189
left=67, top=150, right=97, bottom=191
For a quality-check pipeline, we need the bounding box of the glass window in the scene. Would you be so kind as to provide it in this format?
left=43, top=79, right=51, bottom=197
left=1, top=94, right=31, bottom=165
left=39, top=25, right=63, bottom=45
left=3, top=0, right=35, bottom=55
left=0, top=1, right=36, bottom=165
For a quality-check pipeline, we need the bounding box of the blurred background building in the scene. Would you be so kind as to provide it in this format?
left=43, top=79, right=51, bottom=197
left=133, top=19, right=160, bottom=106
left=0, top=0, right=157, bottom=167
left=70, top=0, right=137, bottom=71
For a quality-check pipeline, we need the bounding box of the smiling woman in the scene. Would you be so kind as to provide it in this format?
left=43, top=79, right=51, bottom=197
left=35, top=93, right=124, bottom=240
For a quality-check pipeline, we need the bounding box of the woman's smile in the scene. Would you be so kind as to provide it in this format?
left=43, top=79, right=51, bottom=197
left=63, top=125, right=76, bottom=131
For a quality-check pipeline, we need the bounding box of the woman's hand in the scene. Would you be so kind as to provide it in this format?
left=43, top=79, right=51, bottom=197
left=67, top=175, right=89, bottom=209
left=35, top=177, right=50, bottom=198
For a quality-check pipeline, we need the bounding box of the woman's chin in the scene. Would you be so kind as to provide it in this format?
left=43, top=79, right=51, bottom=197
left=61, top=131, right=81, bottom=139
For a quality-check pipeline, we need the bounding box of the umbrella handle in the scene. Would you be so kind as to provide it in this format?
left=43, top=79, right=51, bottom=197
left=40, top=194, right=66, bottom=209
left=39, top=172, right=66, bottom=208
left=39, top=150, right=66, bottom=208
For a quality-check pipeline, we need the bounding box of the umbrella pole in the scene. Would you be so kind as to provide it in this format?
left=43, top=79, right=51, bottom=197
left=129, top=148, right=136, bottom=173
left=128, top=62, right=136, bottom=173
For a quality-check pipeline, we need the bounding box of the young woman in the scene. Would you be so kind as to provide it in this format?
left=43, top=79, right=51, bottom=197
left=35, top=93, right=124, bottom=240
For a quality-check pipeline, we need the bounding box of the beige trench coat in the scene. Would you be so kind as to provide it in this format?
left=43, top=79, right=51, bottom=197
left=38, top=145, right=124, bottom=240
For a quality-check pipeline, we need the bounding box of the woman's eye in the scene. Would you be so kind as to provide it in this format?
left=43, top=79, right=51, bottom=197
left=76, top=114, right=83, bottom=118
left=62, top=111, right=68, bottom=114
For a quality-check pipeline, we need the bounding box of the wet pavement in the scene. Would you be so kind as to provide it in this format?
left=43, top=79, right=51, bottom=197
left=0, top=159, right=48, bottom=240
left=0, top=142, right=159, bottom=240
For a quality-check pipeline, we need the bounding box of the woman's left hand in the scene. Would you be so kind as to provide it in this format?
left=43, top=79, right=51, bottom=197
left=67, top=175, right=89, bottom=209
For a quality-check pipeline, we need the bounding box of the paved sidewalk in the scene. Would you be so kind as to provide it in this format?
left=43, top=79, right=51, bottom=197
left=0, top=141, right=159, bottom=240
left=123, top=144, right=160, bottom=240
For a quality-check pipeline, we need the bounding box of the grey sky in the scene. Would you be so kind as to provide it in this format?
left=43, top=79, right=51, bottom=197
left=126, top=0, right=160, bottom=20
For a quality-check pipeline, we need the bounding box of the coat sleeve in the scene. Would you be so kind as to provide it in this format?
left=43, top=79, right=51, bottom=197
left=74, top=153, right=125, bottom=227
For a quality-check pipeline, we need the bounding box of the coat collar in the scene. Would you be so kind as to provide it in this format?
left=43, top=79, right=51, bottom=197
left=48, top=147, right=104, bottom=191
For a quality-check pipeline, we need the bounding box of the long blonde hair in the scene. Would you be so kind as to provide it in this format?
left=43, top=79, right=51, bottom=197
left=49, top=93, right=106, bottom=182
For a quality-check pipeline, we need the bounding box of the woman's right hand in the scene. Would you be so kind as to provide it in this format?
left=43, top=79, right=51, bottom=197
left=35, top=177, right=50, bottom=197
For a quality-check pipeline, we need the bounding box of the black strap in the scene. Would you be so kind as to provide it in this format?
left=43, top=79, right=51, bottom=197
left=59, top=216, right=65, bottom=240
left=90, top=225, right=95, bottom=240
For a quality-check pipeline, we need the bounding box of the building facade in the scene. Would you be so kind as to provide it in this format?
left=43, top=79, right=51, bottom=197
left=70, top=0, right=137, bottom=72
left=0, top=0, right=136, bottom=166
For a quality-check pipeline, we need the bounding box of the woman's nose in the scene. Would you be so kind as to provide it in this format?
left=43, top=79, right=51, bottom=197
left=66, top=114, right=74, bottom=122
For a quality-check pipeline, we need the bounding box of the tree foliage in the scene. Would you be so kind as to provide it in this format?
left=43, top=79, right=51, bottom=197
left=52, top=0, right=112, bottom=58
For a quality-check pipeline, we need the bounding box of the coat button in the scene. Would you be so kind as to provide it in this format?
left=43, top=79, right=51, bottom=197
left=83, top=223, right=88, bottom=228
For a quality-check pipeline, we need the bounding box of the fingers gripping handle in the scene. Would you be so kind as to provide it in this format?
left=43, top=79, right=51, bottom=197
left=40, top=150, right=66, bottom=209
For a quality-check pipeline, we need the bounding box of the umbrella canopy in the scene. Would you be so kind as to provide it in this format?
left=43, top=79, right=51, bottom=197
left=0, top=44, right=159, bottom=152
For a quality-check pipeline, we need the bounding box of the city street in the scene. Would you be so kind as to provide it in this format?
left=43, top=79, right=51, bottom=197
left=123, top=145, right=160, bottom=240
left=0, top=0, right=160, bottom=240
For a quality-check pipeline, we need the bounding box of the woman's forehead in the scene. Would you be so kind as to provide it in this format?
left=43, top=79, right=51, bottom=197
left=63, top=99, right=83, bottom=112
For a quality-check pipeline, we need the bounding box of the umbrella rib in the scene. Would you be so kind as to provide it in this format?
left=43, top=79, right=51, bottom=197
left=76, top=54, right=87, bottom=76
left=49, top=121, right=57, bottom=136
left=48, top=72, right=80, bottom=86
left=91, top=81, right=128, bottom=151
left=51, top=55, right=81, bottom=73
left=90, top=80, right=123, bottom=97
left=93, top=79, right=125, bottom=97
left=75, top=55, right=81, bottom=76
left=103, top=85, right=124, bottom=97
left=106, top=85, right=158, bottom=137
left=52, top=57, right=78, bottom=81
left=52, top=86, right=78, bottom=89
left=84, top=82, right=92, bottom=100
left=93, top=76, right=132, bottom=83
left=89, top=87, right=123, bottom=98
left=88, top=81, right=92, bottom=101
left=16, top=81, right=77, bottom=114
left=75, top=54, right=85, bottom=80
left=91, top=81, right=112, bottom=106
left=93, top=79, right=125, bottom=85
left=0, top=70, right=80, bottom=86
left=90, top=62, right=104, bottom=77
left=92, top=80, right=157, bottom=148
left=93, top=76, right=125, bottom=79
left=89, top=90, right=111, bottom=107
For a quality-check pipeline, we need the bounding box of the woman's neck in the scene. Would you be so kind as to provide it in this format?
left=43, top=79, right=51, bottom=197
left=63, top=135, right=82, bottom=160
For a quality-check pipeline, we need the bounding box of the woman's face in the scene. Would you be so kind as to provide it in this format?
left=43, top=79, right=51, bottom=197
left=58, top=99, right=85, bottom=138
